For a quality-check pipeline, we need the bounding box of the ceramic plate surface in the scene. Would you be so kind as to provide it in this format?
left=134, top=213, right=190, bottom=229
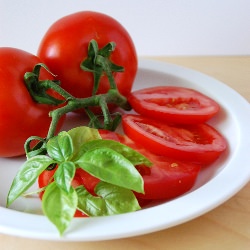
left=0, top=59, right=250, bottom=241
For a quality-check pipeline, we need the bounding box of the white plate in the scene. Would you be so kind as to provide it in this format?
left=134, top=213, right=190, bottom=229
left=0, top=59, right=250, bottom=241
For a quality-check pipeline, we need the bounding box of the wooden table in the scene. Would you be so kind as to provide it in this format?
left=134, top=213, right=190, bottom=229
left=1, top=56, right=250, bottom=249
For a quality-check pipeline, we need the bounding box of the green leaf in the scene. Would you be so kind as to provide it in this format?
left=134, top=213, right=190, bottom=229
left=98, top=42, right=116, bottom=57
left=47, top=131, right=73, bottom=162
left=75, top=139, right=152, bottom=167
left=76, top=182, right=141, bottom=216
left=7, top=155, right=55, bottom=206
left=75, top=148, right=144, bottom=193
left=54, top=162, right=76, bottom=193
left=42, top=182, right=78, bottom=235
left=67, top=126, right=101, bottom=159
left=109, top=61, right=124, bottom=72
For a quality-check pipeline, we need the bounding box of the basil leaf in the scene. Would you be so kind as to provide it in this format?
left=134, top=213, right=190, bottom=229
left=42, top=182, right=77, bottom=235
left=76, top=148, right=144, bottom=193
left=54, top=162, right=76, bottom=193
left=67, top=126, right=101, bottom=159
left=47, top=131, right=73, bottom=162
left=7, top=155, right=55, bottom=206
left=76, top=182, right=141, bottom=216
left=75, top=139, right=152, bottom=167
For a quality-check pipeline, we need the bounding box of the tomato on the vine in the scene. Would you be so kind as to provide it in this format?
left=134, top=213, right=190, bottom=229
left=0, top=47, right=63, bottom=157
left=122, top=114, right=227, bottom=165
left=37, top=11, right=137, bottom=107
left=128, top=86, right=220, bottom=124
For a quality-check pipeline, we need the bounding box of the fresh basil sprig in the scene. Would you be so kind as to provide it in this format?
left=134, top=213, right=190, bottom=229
left=7, top=126, right=151, bottom=235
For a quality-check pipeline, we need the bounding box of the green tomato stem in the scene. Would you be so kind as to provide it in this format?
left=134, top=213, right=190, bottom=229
left=45, top=85, right=131, bottom=140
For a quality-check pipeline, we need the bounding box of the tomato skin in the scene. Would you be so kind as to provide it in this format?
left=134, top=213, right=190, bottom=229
left=122, top=114, right=227, bottom=165
left=37, top=11, right=137, bottom=107
left=128, top=86, right=220, bottom=124
left=0, top=47, right=64, bottom=157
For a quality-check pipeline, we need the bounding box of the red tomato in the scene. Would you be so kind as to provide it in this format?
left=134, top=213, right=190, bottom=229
left=0, top=47, right=64, bottom=157
left=99, top=130, right=201, bottom=200
left=37, top=11, right=137, bottom=108
left=128, top=86, right=220, bottom=124
left=38, top=166, right=57, bottom=199
left=122, top=114, right=227, bottom=165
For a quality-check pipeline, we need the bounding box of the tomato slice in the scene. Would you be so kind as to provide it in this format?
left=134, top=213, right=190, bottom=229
left=128, top=86, right=220, bottom=124
left=122, top=114, right=227, bottom=165
left=99, top=130, right=201, bottom=200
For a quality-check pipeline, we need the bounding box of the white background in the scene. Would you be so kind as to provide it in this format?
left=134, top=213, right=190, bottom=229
left=1, top=0, right=250, bottom=56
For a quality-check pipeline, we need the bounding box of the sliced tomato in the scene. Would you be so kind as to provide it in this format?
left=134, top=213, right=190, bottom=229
left=99, top=130, right=201, bottom=200
left=122, top=114, right=227, bottom=165
left=135, top=159, right=200, bottom=200
left=128, top=86, right=220, bottom=124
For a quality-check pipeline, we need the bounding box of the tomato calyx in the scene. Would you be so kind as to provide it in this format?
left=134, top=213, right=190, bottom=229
left=24, top=63, right=65, bottom=106
left=81, top=39, right=124, bottom=95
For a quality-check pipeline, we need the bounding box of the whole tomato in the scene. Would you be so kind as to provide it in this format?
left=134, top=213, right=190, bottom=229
left=0, top=47, right=63, bottom=157
left=37, top=11, right=138, bottom=106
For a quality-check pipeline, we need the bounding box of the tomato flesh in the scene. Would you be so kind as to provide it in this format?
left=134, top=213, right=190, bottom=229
left=128, top=86, right=220, bottom=124
left=122, top=114, right=227, bottom=165
left=135, top=160, right=199, bottom=200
